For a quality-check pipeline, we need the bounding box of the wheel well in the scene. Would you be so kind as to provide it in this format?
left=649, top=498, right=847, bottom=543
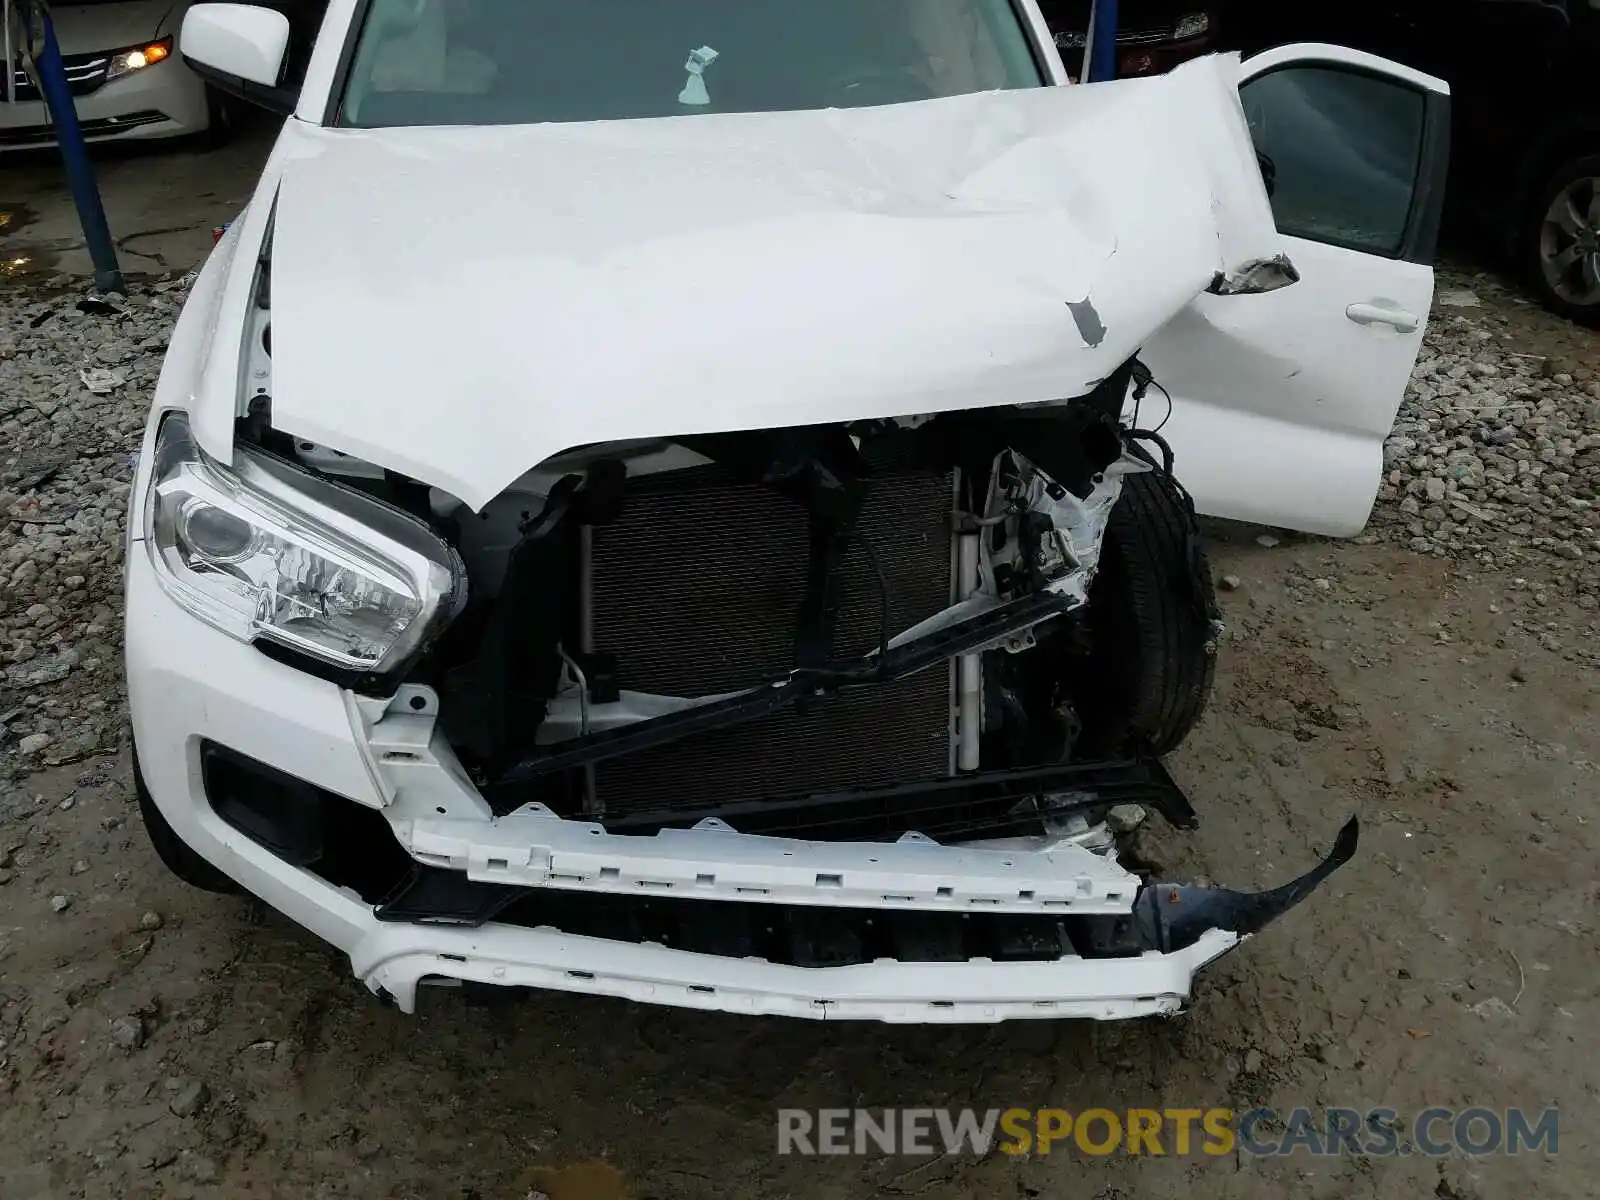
left=1512, top=123, right=1600, bottom=227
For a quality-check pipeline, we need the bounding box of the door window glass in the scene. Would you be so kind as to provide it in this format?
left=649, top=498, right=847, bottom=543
left=1240, top=65, right=1426, bottom=256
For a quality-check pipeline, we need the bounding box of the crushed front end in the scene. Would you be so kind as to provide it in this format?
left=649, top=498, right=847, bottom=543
left=126, top=56, right=1356, bottom=1019
left=128, top=351, right=1358, bottom=1020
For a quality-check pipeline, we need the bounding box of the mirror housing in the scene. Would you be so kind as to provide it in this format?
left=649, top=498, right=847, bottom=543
left=181, top=3, right=295, bottom=114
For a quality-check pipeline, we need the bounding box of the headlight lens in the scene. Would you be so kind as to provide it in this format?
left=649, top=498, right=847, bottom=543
left=1173, top=13, right=1211, bottom=40
left=144, top=412, right=465, bottom=677
left=105, top=37, right=172, bottom=83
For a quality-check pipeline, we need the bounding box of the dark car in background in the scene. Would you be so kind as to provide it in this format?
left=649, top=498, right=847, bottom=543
left=1221, top=0, right=1600, bottom=326
left=1035, top=1, right=1218, bottom=78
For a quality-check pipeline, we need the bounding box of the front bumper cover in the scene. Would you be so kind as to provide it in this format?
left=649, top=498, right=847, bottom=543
left=127, top=549, right=1358, bottom=1020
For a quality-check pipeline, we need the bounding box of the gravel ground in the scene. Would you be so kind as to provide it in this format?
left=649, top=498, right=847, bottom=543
left=1375, top=270, right=1600, bottom=578
left=1, top=284, right=182, bottom=767
left=0, top=267, right=1597, bottom=1199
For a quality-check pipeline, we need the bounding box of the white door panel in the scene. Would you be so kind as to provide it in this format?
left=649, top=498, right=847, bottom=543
left=1143, top=240, right=1434, bottom=536
left=1148, top=44, right=1451, bottom=537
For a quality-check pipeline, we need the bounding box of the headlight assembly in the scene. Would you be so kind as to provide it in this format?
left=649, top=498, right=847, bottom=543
left=105, top=37, right=173, bottom=83
left=143, top=411, right=465, bottom=681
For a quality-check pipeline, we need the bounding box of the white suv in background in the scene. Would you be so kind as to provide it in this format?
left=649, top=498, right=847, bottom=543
left=2, top=0, right=213, bottom=149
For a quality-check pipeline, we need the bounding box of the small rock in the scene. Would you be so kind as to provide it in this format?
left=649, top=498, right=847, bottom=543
left=1510, top=665, right=1528, bottom=683
left=49, top=894, right=71, bottom=913
left=1254, top=534, right=1280, bottom=548
left=1468, top=997, right=1516, bottom=1019
left=18, top=732, right=51, bottom=755
left=353, top=1137, right=383, bottom=1160
left=110, top=1015, right=145, bottom=1051
left=1243, top=1048, right=1265, bottom=1074
left=188, top=1156, right=219, bottom=1184
left=70, top=858, right=89, bottom=876
left=0, top=868, right=13, bottom=886
left=139, top=911, right=163, bottom=931
left=1106, top=804, right=1147, bottom=834
left=169, top=1079, right=210, bottom=1118
left=1219, top=574, right=1242, bottom=591
left=146, top=1144, right=180, bottom=1171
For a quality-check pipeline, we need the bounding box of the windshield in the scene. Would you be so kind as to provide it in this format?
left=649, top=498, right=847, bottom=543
left=338, top=0, right=1042, bottom=127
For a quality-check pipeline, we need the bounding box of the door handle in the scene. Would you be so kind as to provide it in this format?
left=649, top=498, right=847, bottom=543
left=1346, top=302, right=1419, bottom=333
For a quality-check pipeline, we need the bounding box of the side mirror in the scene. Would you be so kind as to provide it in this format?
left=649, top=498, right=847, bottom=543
left=181, top=3, right=296, bottom=114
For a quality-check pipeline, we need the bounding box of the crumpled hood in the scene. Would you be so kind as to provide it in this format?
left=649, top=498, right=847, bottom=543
left=269, top=54, right=1281, bottom=511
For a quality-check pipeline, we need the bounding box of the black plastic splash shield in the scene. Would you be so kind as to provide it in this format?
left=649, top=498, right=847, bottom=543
left=1075, top=817, right=1362, bottom=959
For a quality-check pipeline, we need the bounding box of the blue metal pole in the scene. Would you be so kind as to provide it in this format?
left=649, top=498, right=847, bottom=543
left=25, top=2, right=124, bottom=293
left=1086, top=0, right=1120, bottom=82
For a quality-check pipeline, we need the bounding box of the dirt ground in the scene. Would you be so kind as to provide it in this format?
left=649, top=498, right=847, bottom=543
left=3, top=530, right=1595, bottom=1200
left=3, top=151, right=1599, bottom=1199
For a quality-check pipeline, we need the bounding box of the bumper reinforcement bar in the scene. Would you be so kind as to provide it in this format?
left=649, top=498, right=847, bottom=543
left=373, top=816, right=1360, bottom=970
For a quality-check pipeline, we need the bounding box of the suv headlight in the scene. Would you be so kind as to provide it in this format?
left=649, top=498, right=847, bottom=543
left=143, top=412, right=466, bottom=680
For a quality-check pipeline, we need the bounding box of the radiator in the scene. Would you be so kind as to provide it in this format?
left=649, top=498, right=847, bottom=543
left=588, top=464, right=955, bottom=817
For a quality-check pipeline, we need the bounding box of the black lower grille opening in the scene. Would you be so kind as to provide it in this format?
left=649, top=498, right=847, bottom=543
left=0, top=110, right=165, bottom=146
left=487, top=889, right=1091, bottom=967
left=200, top=742, right=412, bottom=903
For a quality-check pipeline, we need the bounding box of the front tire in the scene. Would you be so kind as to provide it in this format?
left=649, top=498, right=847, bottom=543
left=197, top=85, right=237, bottom=152
left=1070, top=469, right=1219, bottom=758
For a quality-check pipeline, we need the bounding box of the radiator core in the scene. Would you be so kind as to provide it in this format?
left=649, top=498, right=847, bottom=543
left=588, top=464, right=955, bottom=818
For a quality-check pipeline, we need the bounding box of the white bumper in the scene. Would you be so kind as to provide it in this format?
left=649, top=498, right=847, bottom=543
left=353, top=922, right=1238, bottom=1021
left=126, top=549, right=1242, bottom=1020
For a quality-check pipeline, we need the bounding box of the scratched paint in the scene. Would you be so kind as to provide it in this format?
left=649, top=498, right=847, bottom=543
left=1066, top=296, right=1107, bottom=347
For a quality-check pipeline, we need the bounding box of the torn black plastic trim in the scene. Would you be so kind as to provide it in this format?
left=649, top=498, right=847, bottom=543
left=1132, top=816, right=1360, bottom=953
left=1207, top=253, right=1302, bottom=296
left=588, top=755, right=1199, bottom=841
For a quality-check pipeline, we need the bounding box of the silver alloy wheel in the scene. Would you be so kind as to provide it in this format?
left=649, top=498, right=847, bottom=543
left=1539, top=174, right=1600, bottom=307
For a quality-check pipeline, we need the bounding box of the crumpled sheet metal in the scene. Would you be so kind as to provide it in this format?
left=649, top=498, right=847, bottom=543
left=262, top=54, right=1286, bottom=509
